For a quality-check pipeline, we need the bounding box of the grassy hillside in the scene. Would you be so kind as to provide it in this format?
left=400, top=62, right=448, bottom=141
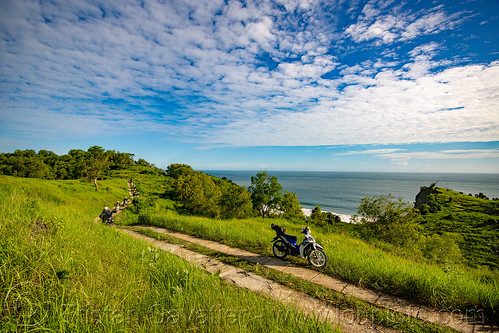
left=415, top=185, right=499, bottom=268
left=2, top=162, right=498, bottom=330
left=0, top=175, right=333, bottom=332
left=115, top=170, right=499, bottom=326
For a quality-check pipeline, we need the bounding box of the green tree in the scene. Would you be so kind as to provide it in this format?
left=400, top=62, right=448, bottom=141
left=310, top=206, right=327, bottom=226
left=167, top=163, right=194, bottom=179
left=281, top=191, right=304, bottom=221
left=136, top=158, right=153, bottom=168
left=173, top=172, right=221, bottom=217
left=219, top=182, right=254, bottom=219
left=80, top=146, right=109, bottom=191
left=2, top=149, right=53, bottom=179
left=0, top=153, right=11, bottom=175
left=37, top=149, right=58, bottom=169
left=356, top=195, right=421, bottom=246
left=10, top=149, right=34, bottom=177
left=309, top=206, right=341, bottom=228
left=248, top=172, right=283, bottom=218
left=0, top=147, right=137, bottom=181
left=26, top=158, right=53, bottom=179
left=108, top=150, right=135, bottom=170
left=475, top=193, right=489, bottom=200
left=53, top=160, right=70, bottom=179
left=326, top=212, right=341, bottom=224
left=68, top=149, right=87, bottom=178
left=167, top=165, right=254, bottom=219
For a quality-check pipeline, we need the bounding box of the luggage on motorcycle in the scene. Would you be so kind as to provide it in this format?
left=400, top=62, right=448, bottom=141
left=271, top=223, right=286, bottom=234
left=271, top=224, right=297, bottom=241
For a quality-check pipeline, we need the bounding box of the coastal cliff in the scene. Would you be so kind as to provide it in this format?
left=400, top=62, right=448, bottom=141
left=414, top=184, right=499, bottom=268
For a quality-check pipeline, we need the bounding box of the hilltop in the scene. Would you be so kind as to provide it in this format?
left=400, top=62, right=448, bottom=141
left=415, top=184, right=499, bottom=269
left=0, top=171, right=333, bottom=332
left=1, top=148, right=498, bottom=330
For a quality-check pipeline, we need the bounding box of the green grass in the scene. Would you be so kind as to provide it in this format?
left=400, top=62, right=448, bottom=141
left=117, top=205, right=498, bottom=325
left=0, top=175, right=337, bottom=332
left=418, top=187, right=499, bottom=268
left=133, top=227, right=459, bottom=333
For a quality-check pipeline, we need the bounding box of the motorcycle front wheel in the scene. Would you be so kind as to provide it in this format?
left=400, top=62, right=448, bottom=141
left=272, top=240, right=288, bottom=259
left=307, top=249, right=327, bottom=268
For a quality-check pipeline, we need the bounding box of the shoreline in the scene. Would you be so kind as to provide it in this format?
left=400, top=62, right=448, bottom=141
left=302, top=208, right=353, bottom=223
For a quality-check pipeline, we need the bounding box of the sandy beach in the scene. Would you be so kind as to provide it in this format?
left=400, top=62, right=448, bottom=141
left=301, top=208, right=353, bottom=223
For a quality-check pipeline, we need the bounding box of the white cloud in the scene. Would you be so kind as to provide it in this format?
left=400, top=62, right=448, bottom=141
left=345, top=15, right=401, bottom=44
left=338, top=148, right=406, bottom=155
left=345, top=2, right=464, bottom=45
left=247, top=17, right=275, bottom=45
left=401, top=10, right=463, bottom=40
left=378, top=149, right=499, bottom=167
left=438, top=149, right=499, bottom=158
left=0, top=0, right=497, bottom=152
left=334, top=147, right=499, bottom=168
left=204, top=60, right=499, bottom=147
left=275, top=0, right=316, bottom=12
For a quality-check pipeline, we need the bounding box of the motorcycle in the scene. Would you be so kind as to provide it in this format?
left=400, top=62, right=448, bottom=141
left=104, top=216, right=114, bottom=225
left=271, top=224, right=327, bottom=268
left=99, top=212, right=114, bottom=226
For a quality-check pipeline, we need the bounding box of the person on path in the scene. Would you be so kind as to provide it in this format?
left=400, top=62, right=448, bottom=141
left=100, top=207, right=113, bottom=224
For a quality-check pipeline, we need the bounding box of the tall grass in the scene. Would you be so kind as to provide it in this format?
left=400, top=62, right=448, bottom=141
left=118, top=207, right=498, bottom=324
left=0, top=176, right=335, bottom=332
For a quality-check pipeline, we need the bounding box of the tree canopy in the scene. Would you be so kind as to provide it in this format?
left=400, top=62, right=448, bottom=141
left=355, top=195, right=421, bottom=247
left=166, top=164, right=254, bottom=219
left=309, top=206, right=341, bottom=227
left=281, top=191, right=305, bottom=221
left=81, top=146, right=109, bottom=191
left=248, top=171, right=283, bottom=218
left=0, top=147, right=141, bottom=190
left=0, top=149, right=305, bottom=222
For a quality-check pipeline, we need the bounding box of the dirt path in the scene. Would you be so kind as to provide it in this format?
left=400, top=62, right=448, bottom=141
left=122, top=225, right=493, bottom=333
left=118, top=228, right=401, bottom=333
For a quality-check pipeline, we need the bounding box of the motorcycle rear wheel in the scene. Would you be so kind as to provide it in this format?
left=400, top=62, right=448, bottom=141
left=307, top=249, right=327, bottom=268
left=272, top=240, right=288, bottom=259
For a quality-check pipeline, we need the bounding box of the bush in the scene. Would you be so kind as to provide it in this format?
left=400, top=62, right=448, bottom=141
left=356, top=195, right=422, bottom=247
left=308, top=206, right=341, bottom=229
left=281, top=191, right=305, bottom=221
left=422, top=233, right=463, bottom=265
left=167, top=166, right=253, bottom=219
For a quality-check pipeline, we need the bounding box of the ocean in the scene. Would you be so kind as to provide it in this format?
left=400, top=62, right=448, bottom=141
left=204, top=171, right=499, bottom=219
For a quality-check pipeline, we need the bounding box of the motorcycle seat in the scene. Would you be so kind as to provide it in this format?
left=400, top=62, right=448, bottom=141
left=283, top=233, right=297, bottom=242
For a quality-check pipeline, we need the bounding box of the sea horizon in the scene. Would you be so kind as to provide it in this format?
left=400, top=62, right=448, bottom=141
left=204, top=169, right=499, bottom=174
left=204, top=170, right=499, bottom=219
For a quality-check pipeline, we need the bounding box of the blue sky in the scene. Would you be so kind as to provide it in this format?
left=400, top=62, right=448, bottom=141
left=0, top=0, right=498, bottom=172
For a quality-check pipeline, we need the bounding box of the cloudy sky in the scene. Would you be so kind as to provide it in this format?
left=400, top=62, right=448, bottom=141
left=0, top=0, right=498, bottom=172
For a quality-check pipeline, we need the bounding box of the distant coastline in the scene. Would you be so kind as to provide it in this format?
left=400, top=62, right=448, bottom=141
left=205, top=170, right=499, bottom=216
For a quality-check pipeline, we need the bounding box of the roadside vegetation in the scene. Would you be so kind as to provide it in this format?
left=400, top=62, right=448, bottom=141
left=118, top=203, right=498, bottom=325
left=133, top=227, right=457, bottom=333
left=117, top=163, right=499, bottom=326
left=0, top=172, right=334, bottom=331
left=1, top=147, right=498, bottom=329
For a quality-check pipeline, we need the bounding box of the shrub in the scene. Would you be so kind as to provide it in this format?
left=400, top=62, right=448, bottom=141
left=356, top=195, right=422, bottom=247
